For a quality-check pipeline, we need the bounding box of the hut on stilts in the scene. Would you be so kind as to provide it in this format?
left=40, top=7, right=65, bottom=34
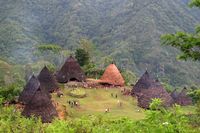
left=56, top=56, right=86, bottom=83
left=38, top=66, right=59, bottom=93
left=99, top=63, right=125, bottom=86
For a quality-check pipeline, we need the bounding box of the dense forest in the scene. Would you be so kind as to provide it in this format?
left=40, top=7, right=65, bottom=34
left=0, top=0, right=200, bottom=86
left=0, top=0, right=200, bottom=132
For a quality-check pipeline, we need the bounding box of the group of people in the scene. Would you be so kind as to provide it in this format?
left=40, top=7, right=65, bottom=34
left=67, top=100, right=79, bottom=108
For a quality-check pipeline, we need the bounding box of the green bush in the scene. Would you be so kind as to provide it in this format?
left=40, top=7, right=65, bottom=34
left=189, top=89, right=200, bottom=103
left=0, top=83, right=22, bottom=102
left=0, top=106, right=44, bottom=133
left=69, top=89, right=86, bottom=98
left=0, top=99, right=199, bottom=132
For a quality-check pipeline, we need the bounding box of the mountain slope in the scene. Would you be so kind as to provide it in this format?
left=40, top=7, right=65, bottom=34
left=0, top=0, right=200, bottom=86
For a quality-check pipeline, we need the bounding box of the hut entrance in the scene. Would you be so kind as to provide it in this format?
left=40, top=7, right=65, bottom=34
left=69, top=78, right=79, bottom=82
left=56, top=56, right=86, bottom=83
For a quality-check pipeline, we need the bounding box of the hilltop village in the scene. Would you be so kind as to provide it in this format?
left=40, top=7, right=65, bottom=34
left=17, top=56, right=192, bottom=123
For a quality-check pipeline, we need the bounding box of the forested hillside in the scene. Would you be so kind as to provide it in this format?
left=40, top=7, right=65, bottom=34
left=0, top=0, right=200, bottom=86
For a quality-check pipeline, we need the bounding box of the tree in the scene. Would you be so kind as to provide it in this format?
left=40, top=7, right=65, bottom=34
left=34, top=44, right=71, bottom=66
left=161, top=0, right=200, bottom=61
left=79, top=38, right=94, bottom=55
left=162, top=0, right=200, bottom=120
left=34, top=44, right=62, bottom=65
left=75, top=48, right=90, bottom=66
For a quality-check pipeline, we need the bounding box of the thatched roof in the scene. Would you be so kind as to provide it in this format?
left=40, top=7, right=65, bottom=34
left=38, top=66, right=59, bottom=93
left=137, top=86, right=173, bottom=109
left=170, top=89, right=179, bottom=101
left=56, top=56, right=86, bottom=83
left=18, top=75, right=40, bottom=104
left=131, top=71, right=159, bottom=96
left=22, top=82, right=58, bottom=123
left=100, top=64, right=125, bottom=86
left=172, top=88, right=192, bottom=106
left=19, top=75, right=51, bottom=105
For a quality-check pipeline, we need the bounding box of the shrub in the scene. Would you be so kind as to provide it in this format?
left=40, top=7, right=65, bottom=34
left=149, top=98, right=163, bottom=110
left=0, top=83, right=22, bottom=102
left=0, top=106, right=44, bottom=133
left=69, top=89, right=86, bottom=98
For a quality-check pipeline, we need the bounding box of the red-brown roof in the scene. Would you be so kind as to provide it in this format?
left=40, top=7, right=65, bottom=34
left=100, top=64, right=125, bottom=86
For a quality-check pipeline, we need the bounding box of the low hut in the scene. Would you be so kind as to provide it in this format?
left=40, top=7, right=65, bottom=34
left=137, top=86, right=173, bottom=109
left=38, top=66, right=59, bottom=93
left=100, top=63, right=125, bottom=86
left=18, top=75, right=50, bottom=104
left=131, top=71, right=159, bottom=96
left=22, top=80, right=58, bottom=123
left=173, top=88, right=192, bottom=106
left=56, top=56, right=86, bottom=83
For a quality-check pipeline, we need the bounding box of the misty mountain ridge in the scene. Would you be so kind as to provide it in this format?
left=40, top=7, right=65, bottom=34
left=0, top=0, right=200, bottom=86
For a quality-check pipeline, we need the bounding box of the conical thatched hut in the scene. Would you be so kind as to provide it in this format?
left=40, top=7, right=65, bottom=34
left=137, top=86, right=173, bottom=109
left=173, top=88, right=192, bottom=106
left=22, top=80, right=58, bottom=123
left=131, top=71, right=157, bottom=96
left=38, top=66, right=59, bottom=93
left=18, top=75, right=51, bottom=104
left=100, top=63, right=125, bottom=86
left=56, top=56, right=86, bottom=83
left=170, top=89, right=178, bottom=101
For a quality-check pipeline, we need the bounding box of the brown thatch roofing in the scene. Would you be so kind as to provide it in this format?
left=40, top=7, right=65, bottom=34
left=137, top=86, right=173, bottom=109
left=18, top=75, right=41, bottom=104
left=22, top=82, right=58, bottom=123
left=131, top=71, right=159, bottom=96
left=170, top=89, right=179, bottom=101
left=172, top=88, right=192, bottom=106
left=38, top=66, right=59, bottom=93
left=56, top=56, right=86, bottom=83
left=100, top=64, right=125, bottom=86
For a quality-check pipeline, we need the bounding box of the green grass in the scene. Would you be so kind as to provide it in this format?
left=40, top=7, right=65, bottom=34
left=52, top=87, right=145, bottom=121
left=179, top=106, right=196, bottom=114
left=52, top=86, right=197, bottom=121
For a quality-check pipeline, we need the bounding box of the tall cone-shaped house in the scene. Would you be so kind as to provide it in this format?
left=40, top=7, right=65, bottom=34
left=18, top=75, right=48, bottom=104
left=173, top=88, right=193, bottom=106
left=137, top=86, right=173, bottom=109
left=131, top=71, right=173, bottom=109
left=21, top=76, right=58, bottom=123
left=131, top=71, right=158, bottom=96
left=100, top=64, right=125, bottom=86
left=38, top=66, right=59, bottom=93
left=56, top=56, right=86, bottom=83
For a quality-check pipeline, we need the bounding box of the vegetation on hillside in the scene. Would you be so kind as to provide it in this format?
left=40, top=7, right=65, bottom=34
left=0, top=98, right=199, bottom=132
left=0, top=0, right=200, bottom=86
